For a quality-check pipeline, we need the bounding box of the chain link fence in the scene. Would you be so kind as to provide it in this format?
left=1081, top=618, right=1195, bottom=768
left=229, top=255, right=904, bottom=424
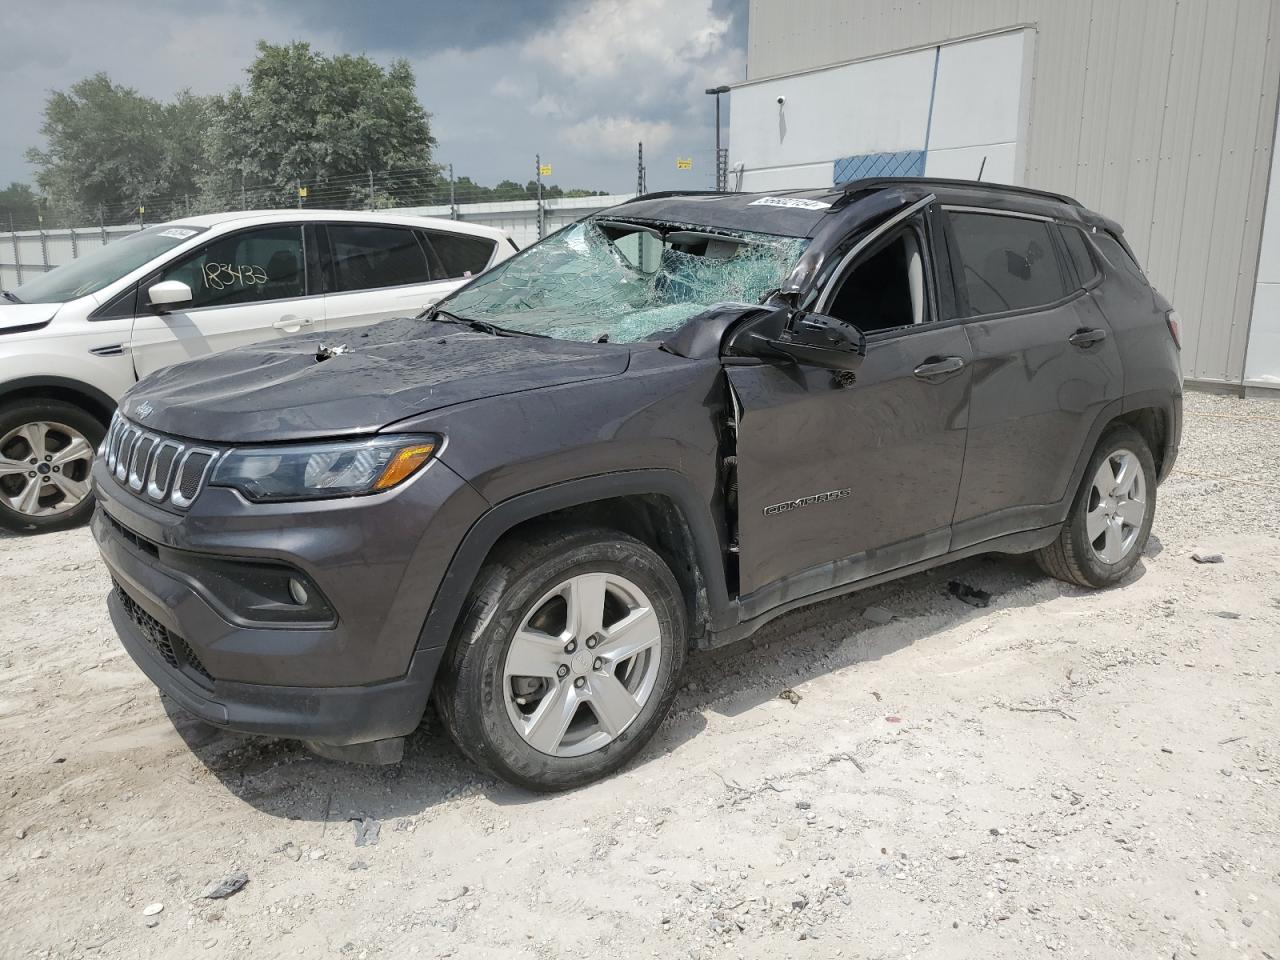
left=0, top=164, right=638, bottom=289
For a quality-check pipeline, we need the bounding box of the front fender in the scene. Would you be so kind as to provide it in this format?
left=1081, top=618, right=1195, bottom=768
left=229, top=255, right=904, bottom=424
left=414, top=469, right=733, bottom=654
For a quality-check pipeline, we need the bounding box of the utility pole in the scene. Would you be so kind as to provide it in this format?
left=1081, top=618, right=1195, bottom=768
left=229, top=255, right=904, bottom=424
left=37, top=210, right=48, bottom=271
left=705, top=85, right=730, bottom=191
left=368, top=168, right=375, bottom=209
left=637, top=142, right=647, bottom=196
left=9, top=213, right=20, bottom=285
left=535, top=153, right=545, bottom=239
left=449, top=163, right=458, bottom=220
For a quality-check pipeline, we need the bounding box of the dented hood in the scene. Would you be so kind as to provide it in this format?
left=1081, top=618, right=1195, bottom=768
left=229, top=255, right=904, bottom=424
left=121, top=317, right=631, bottom=443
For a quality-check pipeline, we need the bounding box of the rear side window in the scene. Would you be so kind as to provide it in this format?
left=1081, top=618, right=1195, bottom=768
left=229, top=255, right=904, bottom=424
left=1092, top=231, right=1147, bottom=285
left=327, top=225, right=431, bottom=292
left=947, top=212, right=1070, bottom=315
left=1059, top=226, right=1099, bottom=287
left=157, top=225, right=305, bottom=309
left=422, top=231, right=496, bottom=279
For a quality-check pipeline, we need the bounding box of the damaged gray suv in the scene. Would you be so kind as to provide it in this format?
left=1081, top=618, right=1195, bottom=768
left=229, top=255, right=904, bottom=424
left=92, top=179, right=1183, bottom=790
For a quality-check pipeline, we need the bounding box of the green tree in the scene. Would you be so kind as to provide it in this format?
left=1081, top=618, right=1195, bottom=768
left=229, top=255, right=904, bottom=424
left=24, top=75, right=217, bottom=223
left=203, top=42, right=438, bottom=209
left=25, top=74, right=178, bottom=222
left=0, top=183, right=41, bottom=227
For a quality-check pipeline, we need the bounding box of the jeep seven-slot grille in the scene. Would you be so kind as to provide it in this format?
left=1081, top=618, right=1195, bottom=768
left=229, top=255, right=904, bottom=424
left=113, top=579, right=215, bottom=686
left=104, top=414, right=218, bottom=510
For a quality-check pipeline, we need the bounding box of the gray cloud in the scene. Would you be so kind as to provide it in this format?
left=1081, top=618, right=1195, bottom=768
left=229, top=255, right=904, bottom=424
left=0, top=0, right=747, bottom=196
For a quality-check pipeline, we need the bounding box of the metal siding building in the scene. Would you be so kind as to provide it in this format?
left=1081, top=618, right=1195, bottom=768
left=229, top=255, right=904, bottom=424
left=734, top=0, right=1280, bottom=393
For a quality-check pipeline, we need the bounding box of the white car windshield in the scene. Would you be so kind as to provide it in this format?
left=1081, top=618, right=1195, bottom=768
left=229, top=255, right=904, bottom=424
left=8, top=224, right=208, bottom=304
left=440, top=218, right=809, bottom=343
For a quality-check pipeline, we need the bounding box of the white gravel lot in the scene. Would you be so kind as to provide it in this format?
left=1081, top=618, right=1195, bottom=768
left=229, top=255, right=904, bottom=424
left=1, top=390, right=1278, bottom=960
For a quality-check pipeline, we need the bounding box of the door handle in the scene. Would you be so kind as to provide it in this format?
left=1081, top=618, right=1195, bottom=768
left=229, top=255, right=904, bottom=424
left=273, top=316, right=316, bottom=332
left=913, top=356, right=966, bottom=380
left=1068, top=327, right=1107, bottom=347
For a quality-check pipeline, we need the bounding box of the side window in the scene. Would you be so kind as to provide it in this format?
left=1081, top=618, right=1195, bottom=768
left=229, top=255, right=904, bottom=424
left=327, top=225, right=431, bottom=292
left=157, top=225, right=304, bottom=309
left=423, top=231, right=497, bottom=280
left=1092, top=231, right=1147, bottom=285
left=1059, top=225, right=1099, bottom=287
left=823, top=224, right=929, bottom=332
left=947, top=212, right=1069, bottom=315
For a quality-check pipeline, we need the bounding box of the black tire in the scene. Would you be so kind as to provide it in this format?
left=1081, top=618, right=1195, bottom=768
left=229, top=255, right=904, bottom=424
left=435, top=525, right=687, bottom=792
left=0, top=398, right=106, bottom=535
left=1034, top=424, right=1156, bottom=588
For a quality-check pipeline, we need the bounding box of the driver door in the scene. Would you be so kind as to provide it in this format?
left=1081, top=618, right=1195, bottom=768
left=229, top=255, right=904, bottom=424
left=727, top=203, right=973, bottom=610
left=129, top=224, right=323, bottom=379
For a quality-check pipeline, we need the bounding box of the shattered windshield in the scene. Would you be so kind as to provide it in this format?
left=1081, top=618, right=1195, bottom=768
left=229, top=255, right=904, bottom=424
left=440, top=218, right=809, bottom=343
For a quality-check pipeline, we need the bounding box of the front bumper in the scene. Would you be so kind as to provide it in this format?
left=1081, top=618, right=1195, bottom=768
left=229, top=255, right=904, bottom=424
left=91, top=452, right=488, bottom=746
left=107, top=585, right=445, bottom=744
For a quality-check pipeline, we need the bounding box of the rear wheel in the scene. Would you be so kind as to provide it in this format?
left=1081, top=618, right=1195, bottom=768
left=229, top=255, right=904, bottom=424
left=1035, top=424, right=1156, bottom=588
left=0, top=399, right=104, bottom=534
left=435, top=526, right=686, bottom=791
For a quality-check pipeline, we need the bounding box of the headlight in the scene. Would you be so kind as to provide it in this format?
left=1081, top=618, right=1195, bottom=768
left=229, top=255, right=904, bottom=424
left=210, top=435, right=439, bottom=502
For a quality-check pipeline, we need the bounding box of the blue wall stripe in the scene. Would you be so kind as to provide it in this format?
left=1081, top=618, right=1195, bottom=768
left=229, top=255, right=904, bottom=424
left=833, top=150, right=926, bottom=183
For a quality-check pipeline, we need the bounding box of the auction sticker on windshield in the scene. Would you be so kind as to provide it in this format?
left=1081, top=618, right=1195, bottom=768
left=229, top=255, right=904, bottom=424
left=157, top=228, right=198, bottom=240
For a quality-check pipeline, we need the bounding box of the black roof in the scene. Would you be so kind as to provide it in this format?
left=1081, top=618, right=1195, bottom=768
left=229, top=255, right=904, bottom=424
left=607, top=178, right=1091, bottom=239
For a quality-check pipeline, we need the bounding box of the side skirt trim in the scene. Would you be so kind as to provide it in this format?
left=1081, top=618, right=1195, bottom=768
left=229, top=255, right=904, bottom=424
left=701, top=525, right=1059, bottom=650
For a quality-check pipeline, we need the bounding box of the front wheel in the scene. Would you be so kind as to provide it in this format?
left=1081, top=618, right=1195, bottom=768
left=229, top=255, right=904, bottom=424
left=435, top=526, right=687, bottom=791
left=0, top=399, right=105, bottom=534
left=1035, top=424, right=1156, bottom=588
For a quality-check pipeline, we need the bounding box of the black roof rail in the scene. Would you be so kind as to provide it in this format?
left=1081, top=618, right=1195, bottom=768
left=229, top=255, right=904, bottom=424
left=625, top=190, right=733, bottom=203
left=842, top=177, right=1080, bottom=208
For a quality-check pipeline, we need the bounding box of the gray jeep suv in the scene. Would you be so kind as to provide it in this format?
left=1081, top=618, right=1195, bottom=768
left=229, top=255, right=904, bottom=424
left=91, top=179, right=1183, bottom=790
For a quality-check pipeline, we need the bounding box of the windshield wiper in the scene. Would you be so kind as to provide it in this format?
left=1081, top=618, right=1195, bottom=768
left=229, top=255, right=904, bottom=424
left=0, top=290, right=20, bottom=304
left=424, top=305, right=548, bottom=338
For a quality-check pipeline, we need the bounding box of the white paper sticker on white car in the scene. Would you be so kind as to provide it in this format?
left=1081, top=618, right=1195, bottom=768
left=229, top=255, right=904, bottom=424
left=157, top=228, right=198, bottom=239
left=747, top=197, right=832, bottom=210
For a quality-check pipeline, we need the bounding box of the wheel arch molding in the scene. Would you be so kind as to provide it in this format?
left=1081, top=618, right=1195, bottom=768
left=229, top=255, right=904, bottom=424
left=0, top=376, right=117, bottom=425
left=415, top=470, right=733, bottom=657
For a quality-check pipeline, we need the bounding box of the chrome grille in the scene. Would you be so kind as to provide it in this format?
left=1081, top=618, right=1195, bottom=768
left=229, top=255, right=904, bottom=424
left=104, top=413, right=219, bottom=510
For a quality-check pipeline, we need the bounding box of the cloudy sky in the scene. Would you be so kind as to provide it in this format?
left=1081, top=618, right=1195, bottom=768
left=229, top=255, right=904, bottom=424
left=1, top=0, right=748, bottom=197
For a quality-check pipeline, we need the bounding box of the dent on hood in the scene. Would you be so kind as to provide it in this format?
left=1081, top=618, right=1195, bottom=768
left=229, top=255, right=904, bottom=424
left=123, top=316, right=632, bottom=444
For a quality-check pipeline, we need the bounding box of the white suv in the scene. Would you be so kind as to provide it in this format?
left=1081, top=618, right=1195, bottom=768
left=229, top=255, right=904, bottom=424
left=0, top=209, right=516, bottom=533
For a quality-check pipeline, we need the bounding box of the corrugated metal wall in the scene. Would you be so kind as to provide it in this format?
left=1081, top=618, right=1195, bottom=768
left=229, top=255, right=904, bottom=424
left=746, top=0, right=1280, bottom=387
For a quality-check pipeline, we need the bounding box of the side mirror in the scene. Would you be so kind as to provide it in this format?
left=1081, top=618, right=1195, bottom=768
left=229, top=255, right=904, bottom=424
left=740, top=307, right=866, bottom=371
left=147, top=280, right=192, bottom=309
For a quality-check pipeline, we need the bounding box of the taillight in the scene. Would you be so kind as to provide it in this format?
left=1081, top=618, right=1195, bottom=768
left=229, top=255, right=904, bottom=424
left=1165, top=310, right=1182, bottom=350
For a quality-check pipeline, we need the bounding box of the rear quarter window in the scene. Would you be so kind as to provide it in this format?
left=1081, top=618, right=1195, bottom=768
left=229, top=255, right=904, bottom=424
left=1091, top=231, right=1147, bottom=285
left=422, top=231, right=496, bottom=280
left=947, top=211, right=1070, bottom=316
left=1059, top=225, right=1100, bottom=288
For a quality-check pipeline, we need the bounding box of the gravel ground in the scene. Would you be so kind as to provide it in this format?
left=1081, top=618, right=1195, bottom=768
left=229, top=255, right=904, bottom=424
left=1, top=390, right=1278, bottom=960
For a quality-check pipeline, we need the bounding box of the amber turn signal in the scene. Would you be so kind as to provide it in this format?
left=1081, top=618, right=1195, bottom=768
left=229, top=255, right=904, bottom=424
left=373, top=442, right=438, bottom=490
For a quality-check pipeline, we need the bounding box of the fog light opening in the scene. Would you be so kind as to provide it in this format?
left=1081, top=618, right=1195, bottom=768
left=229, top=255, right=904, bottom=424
left=288, top=578, right=310, bottom=606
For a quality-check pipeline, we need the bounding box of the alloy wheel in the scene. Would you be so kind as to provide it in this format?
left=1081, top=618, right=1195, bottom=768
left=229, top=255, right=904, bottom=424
left=1086, top=448, right=1146, bottom=564
left=0, top=421, right=95, bottom=518
left=503, top=572, right=663, bottom=758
